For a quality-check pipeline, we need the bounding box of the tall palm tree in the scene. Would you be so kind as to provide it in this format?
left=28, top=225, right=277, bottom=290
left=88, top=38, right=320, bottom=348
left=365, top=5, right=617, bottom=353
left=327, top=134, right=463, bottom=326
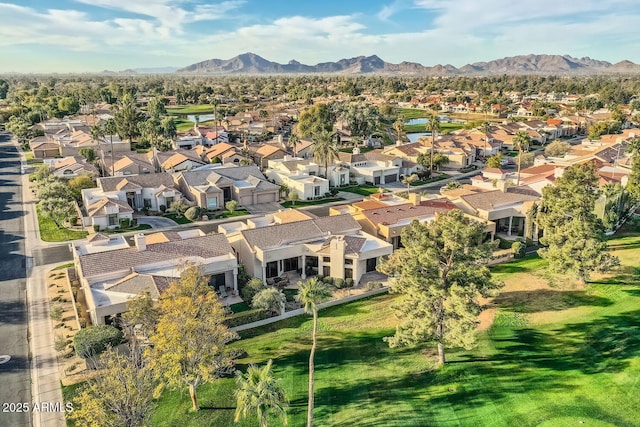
left=103, top=119, right=118, bottom=176
left=513, top=130, right=531, bottom=186
left=393, top=116, right=405, bottom=143
left=288, top=133, right=300, bottom=157
left=312, top=129, right=339, bottom=179
left=295, top=278, right=331, bottom=427
left=426, top=114, right=441, bottom=174
left=211, top=98, right=220, bottom=143
left=480, top=121, right=492, bottom=158
left=402, top=173, right=418, bottom=195
left=234, top=359, right=288, bottom=427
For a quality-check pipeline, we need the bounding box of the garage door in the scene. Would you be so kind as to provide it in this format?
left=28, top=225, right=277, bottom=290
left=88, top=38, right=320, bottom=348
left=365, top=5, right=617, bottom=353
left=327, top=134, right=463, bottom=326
left=240, top=195, right=253, bottom=205
left=384, top=174, right=398, bottom=183
left=257, top=193, right=276, bottom=203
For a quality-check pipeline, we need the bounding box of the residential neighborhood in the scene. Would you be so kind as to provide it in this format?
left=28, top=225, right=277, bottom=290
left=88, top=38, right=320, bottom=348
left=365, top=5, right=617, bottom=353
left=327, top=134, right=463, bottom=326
left=3, top=49, right=640, bottom=427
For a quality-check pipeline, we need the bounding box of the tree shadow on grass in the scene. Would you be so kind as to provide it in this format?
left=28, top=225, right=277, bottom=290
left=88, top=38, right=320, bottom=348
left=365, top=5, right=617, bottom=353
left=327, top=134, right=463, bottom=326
left=492, top=289, right=613, bottom=313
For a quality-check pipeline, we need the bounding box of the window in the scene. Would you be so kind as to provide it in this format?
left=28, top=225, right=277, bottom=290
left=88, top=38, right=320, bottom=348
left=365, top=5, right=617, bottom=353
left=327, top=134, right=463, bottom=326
left=345, top=259, right=353, bottom=265
left=207, top=197, right=218, bottom=209
left=344, top=268, right=353, bottom=279
left=266, top=261, right=278, bottom=278
left=322, top=266, right=331, bottom=277
left=143, top=198, right=152, bottom=209
left=165, top=196, right=174, bottom=205
left=108, top=214, right=117, bottom=226
left=314, top=186, right=320, bottom=196
left=366, top=257, right=378, bottom=272
left=323, top=257, right=331, bottom=263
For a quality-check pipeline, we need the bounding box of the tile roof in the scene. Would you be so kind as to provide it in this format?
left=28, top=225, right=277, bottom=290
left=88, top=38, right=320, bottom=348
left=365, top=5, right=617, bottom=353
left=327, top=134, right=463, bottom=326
left=98, top=173, right=177, bottom=192
left=178, top=165, right=278, bottom=191
left=272, top=209, right=316, bottom=224
left=362, top=202, right=455, bottom=226
left=316, top=235, right=367, bottom=255
left=87, top=232, right=110, bottom=243
left=86, top=198, right=134, bottom=217
left=241, top=215, right=361, bottom=250
left=459, top=190, right=539, bottom=212
left=255, top=144, right=285, bottom=157
left=79, top=233, right=234, bottom=278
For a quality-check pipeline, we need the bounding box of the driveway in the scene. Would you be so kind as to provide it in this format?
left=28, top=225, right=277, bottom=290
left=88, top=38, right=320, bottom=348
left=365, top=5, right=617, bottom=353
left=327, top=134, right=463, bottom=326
left=136, top=216, right=179, bottom=228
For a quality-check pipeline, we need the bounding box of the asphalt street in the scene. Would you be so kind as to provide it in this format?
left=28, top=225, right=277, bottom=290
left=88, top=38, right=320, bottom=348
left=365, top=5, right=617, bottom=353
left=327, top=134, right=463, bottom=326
left=0, top=133, right=31, bottom=427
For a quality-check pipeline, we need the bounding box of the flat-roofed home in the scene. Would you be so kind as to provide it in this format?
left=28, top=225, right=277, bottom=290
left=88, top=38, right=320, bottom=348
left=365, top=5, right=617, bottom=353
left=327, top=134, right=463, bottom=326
left=221, top=214, right=393, bottom=286
left=175, top=165, right=279, bottom=210
left=73, top=230, right=238, bottom=325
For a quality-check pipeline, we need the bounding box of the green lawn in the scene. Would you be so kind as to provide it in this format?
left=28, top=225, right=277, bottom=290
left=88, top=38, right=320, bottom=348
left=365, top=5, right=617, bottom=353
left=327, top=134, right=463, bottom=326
left=36, top=206, right=88, bottom=242
left=214, top=210, right=250, bottom=219
left=339, top=185, right=387, bottom=196
left=173, top=118, right=195, bottom=132
left=410, top=173, right=450, bottom=186
left=404, top=122, right=464, bottom=133
left=106, top=224, right=153, bottom=234
left=163, top=213, right=192, bottom=224
left=397, top=108, right=430, bottom=119
left=65, top=232, right=640, bottom=427
left=280, top=198, right=344, bottom=208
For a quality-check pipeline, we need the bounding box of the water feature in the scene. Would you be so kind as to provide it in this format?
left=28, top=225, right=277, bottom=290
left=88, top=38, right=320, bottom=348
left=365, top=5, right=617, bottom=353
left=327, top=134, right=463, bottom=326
left=186, top=113, right=216, bottom=123
left=407, top=133, right=431, bottom=143
left=405, top=116, right=450, bottom=126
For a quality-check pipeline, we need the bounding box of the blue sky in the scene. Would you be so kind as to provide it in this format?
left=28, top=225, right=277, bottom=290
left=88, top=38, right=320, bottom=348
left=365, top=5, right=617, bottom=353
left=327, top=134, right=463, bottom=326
left=1, top=0, right=640, bottom=73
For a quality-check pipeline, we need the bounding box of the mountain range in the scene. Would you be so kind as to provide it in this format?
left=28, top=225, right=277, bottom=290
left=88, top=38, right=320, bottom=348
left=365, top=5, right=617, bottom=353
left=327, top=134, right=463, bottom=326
left=173, top=53, right=640, bottom=76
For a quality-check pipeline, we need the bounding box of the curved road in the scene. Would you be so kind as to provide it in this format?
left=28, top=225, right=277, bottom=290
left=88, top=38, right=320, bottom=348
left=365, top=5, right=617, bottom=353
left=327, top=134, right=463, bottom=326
left=0, top=133, right=31, bottom=427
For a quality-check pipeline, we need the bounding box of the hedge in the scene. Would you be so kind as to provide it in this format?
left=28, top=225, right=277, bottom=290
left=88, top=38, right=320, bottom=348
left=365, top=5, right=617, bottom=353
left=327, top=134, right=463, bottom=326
left=73, top=325, right=124, bottom=359
left=225, top=308, right=270, bottom=328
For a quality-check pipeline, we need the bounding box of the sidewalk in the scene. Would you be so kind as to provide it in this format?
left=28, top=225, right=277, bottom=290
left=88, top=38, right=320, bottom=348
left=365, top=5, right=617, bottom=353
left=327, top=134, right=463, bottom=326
left=16, top=142, right=66, bottom=427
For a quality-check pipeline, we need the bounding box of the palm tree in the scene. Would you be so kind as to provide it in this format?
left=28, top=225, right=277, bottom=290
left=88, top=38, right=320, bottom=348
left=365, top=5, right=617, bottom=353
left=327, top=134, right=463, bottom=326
left=103, top=119, right=117, bottom=176
left=234, top=359, right=288, bottom=427
left=296, top=278, right=331, bottom=427
left=312, top=129, right=339, bottom=179
left=211, top=98, right=220, bottom=143
left=402, top=173, right=418, bottom=195
left=288, top=133, right=300, bottom=157
left=480, top=121, right=492, bottom=158
left=426, top=114, right=441, bottom=174
left=393, top=116, right=405, bottom=143
left=513, top=130, right=531, bottom=186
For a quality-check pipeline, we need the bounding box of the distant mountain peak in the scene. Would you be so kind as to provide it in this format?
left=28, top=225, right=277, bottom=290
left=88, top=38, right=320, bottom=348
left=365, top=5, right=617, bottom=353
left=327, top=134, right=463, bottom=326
left=176, top=53, right=640, bottom=76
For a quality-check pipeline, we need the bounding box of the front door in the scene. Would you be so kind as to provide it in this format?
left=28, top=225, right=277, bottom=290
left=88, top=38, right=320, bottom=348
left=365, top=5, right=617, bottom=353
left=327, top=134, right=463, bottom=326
left=366, top=257, right=378, bottom=272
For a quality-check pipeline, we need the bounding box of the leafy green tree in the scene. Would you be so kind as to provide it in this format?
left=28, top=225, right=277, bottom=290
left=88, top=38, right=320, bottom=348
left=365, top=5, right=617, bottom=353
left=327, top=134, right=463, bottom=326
left=252, top=288, right=286, bottom=316
left=73, top=325, right=124, bottom=361
left=68, top=175, right=95, bottom=202
left=6, top=115, right=30, bottom=142
left=69, top=348, right=158, bottom=427
left=169, top=200, right=188, bottom=216
left=417, top=152, right=449, bottom=171
left=378, top=210, right=501, bottom=365
left=513, top=131, right=531, bottom=186
left=226, top=200, right=238, bottom=213
left=32, top=163, right=52, bottom=181
left=57, top=96, right=79, bottom=116
left=311, top=129, right=339, bottom=178
left=545, top=139, right=572, bottom=157
left=0, top=79, right=8, bottom=99
left=184, top=206, right=201, bottom=221
left=160, top=116, right=177, bottom=140
left=485, top=153, right=503, bottom=169
left=297, top=103, right=335, bottom=138
left=536, top=163, right=619, bottom=283
left=79, top=147, right=96, bottom=162
left=241, top=277, right=267, bottom=303
left=288, top=190, right=299, bottom=206
left=393, top=116, right=405, bottom=142
left=234, top=359, right=288, bottom=427
left=626, top=138, right=640, bottom=202
left=147, top=265, right=238, bottom=411
left=114, top=94, right=143, bottom=142
left=295, top=278, right=331, bottom=427
left=146, top=97, right=166, bottom=119
left=340, top=104, right=379, bottom=144
left=123, top=291, right=159, bottom=339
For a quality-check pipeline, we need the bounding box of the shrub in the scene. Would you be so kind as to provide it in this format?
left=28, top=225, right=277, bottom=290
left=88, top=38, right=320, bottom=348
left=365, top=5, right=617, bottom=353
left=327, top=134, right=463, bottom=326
left=251, top=288, right=286, bottom=316
left=315, top=275, right=324, bottom=282
left=498, top=238, right=513, bottom=249
left=119, top=218, right=131, bottom=229
left=54, top=334, right=68, bottom=353
left=345, top=278, right=355, bottom=288
left=225, top=308, right=270, bottom=328
left=225, top=200, right=238, bottom=213
left=365, top=281, right=384, bottom=291
left=512, top=241, right=526, bottom=259
left=323, top=276, right=334, bottom=285
left=241, top=277, right=266, bottom=303
left=184, top=206, right=201, bottom=221
left=73, top=325, right=123, bottom=360
left=334, top=278, right=345, bottom=288
left=159, top=204, right=167, bottom=213
left=93, top=225, right=100, bottom=232
left=50, top=304, right=64, bottom=321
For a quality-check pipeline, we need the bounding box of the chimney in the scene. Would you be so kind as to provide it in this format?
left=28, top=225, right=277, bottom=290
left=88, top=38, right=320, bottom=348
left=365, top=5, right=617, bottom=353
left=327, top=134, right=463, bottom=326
left=134, top=233, right=146, bottom=252
left=496, top=180, right=509, bottom=192
left=408, top=193, right=421, bottom=206
left=396, top=139, right=402, bottom=146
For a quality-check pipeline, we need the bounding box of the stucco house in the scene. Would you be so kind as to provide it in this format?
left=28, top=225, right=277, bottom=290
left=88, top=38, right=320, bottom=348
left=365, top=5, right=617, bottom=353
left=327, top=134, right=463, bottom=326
left=221, top=213, right=393, bottom=286
left=337, top=148, right=402, bottom=185
left=73, top=230, right=238, bottom=325
left=175, top=164, right=280, bottom=210
left=265, top=156, right=330, bottom=200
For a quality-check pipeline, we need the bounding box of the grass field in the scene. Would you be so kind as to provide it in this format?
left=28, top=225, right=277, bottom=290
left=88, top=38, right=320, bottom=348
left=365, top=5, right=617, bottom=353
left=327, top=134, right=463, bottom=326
left=66, top=230, right=640, bottom=427
left=404, top=122, right=464, bottom=133
left=163, top=213, right=192, bottom=224
left=398, top=108, right=431, bottom=119
left=36, top=206, right=88, bottom=242
left=214, top=210, right=250, bottom=219
left=339, top=185, right=387, bottom=196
